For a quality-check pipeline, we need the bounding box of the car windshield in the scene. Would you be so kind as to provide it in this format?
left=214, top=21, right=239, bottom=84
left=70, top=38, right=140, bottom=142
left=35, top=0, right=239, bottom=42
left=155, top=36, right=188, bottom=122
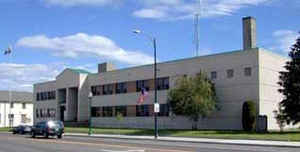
left=47, top=121, right=63, bottom=128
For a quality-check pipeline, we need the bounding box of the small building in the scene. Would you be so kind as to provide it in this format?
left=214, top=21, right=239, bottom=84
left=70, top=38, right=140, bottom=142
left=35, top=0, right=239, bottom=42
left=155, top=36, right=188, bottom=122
left=0, top=91, right=33, bottom=127
left=33, top=17, right=294, bottom=130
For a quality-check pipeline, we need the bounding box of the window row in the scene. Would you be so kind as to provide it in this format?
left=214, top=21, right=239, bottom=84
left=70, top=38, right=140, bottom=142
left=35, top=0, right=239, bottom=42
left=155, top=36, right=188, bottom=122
left=210, top=67, right=252, bottom=80
left=9, top=103, right=27, bottom=109
left=36, top=91, right=56, bottom=101
left=36, top=108, right=56, bottom=118
left=91, top=104, right=170, bottom=117
left=91, top=77, right=169, bottom=96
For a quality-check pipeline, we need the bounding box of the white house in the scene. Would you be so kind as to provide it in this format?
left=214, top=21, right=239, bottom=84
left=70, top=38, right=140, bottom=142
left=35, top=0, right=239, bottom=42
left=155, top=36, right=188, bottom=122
left=0, top=91, right=33, bottom=127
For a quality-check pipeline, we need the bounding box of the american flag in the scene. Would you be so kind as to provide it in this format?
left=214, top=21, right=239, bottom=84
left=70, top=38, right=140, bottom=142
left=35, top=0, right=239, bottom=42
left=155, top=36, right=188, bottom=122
left=3, top=46, right=12, bottom=55
left=138, top=88, right=148, bottom=104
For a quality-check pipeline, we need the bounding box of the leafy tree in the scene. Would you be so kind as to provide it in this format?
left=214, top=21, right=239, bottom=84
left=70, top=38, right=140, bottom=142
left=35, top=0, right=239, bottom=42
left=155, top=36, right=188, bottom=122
left=273, top=104, right=286, bottom=132
left=278, top=33, right=300, bottom=125
left=168, top=72, right=217, bottom=129
left=242, top=101, right=256, bottom=131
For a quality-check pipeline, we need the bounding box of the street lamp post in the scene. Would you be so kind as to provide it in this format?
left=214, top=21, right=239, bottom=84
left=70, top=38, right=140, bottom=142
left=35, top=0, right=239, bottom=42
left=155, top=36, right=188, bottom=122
left=88, top=92, right=93, bottom=136
left=133, top=29, right=158, bottom=139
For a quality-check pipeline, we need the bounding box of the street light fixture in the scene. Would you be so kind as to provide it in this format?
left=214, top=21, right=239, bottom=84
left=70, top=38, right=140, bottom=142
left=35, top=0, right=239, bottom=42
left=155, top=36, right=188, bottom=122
left=133, top=29, right=159, bottom=139
left=88, top=92, right=93, bottom=136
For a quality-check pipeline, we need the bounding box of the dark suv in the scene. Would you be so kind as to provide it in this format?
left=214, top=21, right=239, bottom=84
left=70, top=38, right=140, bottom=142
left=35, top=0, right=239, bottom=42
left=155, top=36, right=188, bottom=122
left=31, top=121, right=64, bottom=139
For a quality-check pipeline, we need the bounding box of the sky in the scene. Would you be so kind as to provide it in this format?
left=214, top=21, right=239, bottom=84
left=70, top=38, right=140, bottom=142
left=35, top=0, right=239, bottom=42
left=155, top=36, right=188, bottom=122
left=0, top=0, right=299, bottom=92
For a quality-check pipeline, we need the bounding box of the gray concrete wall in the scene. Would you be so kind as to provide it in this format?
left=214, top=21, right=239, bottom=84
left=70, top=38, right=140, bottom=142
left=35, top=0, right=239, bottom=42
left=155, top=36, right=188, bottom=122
left=33, top=81, right=57, bottom=124
left=258, top=49, right=299, bottom=130
left=89, top=49, right=261, bottom=130
left=92, top=116, right=241, bottom=130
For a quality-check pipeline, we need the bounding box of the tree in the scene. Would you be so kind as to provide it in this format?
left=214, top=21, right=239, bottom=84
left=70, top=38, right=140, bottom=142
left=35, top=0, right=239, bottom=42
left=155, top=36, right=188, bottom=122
left=242, top=101, right=256, bottom=131
left=168, top=72, right=217, bottom=129
left=278, top=33, right=300, bottom=125
left=273, top=104, right=286, bottom=132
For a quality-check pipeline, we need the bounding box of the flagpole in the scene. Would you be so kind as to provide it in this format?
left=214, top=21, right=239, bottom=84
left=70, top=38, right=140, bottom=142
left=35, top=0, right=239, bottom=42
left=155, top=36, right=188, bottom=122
left=8, top=45, right=12, bottom=128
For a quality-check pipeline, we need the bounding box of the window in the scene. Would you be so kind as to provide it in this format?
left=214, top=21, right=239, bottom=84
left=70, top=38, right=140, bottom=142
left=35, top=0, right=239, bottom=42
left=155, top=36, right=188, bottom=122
left=8, top=114, right=14, bottom=119
left=91, top=85, right=101, bottom=96
left=116, top=83, right=127, bottom=94
left=10, top=103, right=14, bottom=108
left=91, top=107, right=101, bottom=117
left=102, top=107, right=113, bottom=117
left=22, top=103, right=26, bottom=109
left=115, top=106, right=127, bottom=117
left=103, top=84, right=113, bottom=95
left=211, top=71, right=217, bottom=80
left=47, top=109, right=50, bottom=117
left=36, top=93, right=40, bottom=101
left=49, top=91, right=56, bottom=100
left=244, top=67, right=252, bottom=76
left=21, top=114, right=26, bottom=123
left=36, top=109, right=39, bottom=118
left=136, top=105, right=149, bottom=117
left=157, top=77, right=169, bottom=90
left=50, top=108, right=56, bottom=117
left=136, top=80, right=150, bottom=92
left=227, top=69, right=234, bottom=78
left=40, top=109, right=43, bottom=118
left=158, top=104, right=170, bottom=116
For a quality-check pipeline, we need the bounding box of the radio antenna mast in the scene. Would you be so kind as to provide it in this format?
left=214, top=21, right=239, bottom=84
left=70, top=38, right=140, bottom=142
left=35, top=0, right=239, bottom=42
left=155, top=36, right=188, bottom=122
left=194, top=0, right=202, bottom=56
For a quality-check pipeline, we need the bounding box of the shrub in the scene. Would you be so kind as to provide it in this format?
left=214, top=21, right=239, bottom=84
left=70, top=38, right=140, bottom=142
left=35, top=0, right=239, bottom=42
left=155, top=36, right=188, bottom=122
left=242, top=101, right=257, bottom=131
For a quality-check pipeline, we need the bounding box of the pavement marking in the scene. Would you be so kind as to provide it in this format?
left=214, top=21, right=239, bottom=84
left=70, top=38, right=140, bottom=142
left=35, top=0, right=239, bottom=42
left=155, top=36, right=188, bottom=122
left=100, top=149, right=145, bottom=152
left=21, top=138, right=194, bottom=152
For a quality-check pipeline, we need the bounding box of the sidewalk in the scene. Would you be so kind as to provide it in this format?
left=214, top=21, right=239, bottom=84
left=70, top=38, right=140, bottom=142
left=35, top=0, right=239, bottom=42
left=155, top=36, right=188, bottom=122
left=65, top=133, right=300, bottom=148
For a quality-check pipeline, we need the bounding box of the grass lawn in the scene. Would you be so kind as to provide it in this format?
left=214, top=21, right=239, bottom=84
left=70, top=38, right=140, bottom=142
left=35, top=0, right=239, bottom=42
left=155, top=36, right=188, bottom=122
left=0, top=128, right=11, bottom=132
left=65, top=127, right=300, bottom=142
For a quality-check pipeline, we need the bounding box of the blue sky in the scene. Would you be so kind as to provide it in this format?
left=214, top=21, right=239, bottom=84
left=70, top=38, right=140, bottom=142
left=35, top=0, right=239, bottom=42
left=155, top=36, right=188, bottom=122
left=0, top=0, right=299, bottom=91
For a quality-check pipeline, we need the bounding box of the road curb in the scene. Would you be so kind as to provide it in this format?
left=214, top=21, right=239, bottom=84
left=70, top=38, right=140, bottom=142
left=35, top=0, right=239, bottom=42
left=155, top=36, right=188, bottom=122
left=64, top=133, right=300, bottom=148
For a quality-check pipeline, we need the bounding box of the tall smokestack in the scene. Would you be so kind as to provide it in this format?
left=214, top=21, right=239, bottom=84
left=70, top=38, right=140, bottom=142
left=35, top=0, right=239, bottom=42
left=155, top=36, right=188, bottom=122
left=243, top=16, right=257, bottom=50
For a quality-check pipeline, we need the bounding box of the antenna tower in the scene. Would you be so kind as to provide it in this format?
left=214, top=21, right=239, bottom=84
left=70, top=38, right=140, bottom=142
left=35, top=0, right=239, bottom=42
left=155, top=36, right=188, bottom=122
left=194, top=0, right=202, bottom=56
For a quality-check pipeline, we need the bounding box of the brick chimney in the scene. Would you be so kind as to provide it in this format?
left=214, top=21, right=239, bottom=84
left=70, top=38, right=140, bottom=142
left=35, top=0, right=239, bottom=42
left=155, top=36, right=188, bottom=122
left=98, top=62, right=115, bottom=73
left=243, top=16, right=257, bottom=50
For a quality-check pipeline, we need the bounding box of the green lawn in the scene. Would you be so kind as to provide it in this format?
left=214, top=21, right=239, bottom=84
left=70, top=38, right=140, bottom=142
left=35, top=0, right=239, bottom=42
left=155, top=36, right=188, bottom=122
left=65, top=127, right=300, bottom=142
left=0, top=128, right=11, bottom=132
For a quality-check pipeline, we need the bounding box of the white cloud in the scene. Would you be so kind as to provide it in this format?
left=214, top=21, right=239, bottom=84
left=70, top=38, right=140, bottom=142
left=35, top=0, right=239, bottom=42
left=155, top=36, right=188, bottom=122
left=0, top=62, right=64, bottom=92
left=17, top=33, right=154, bottom=65
left=44, top=0, right=116, bottom=7
left=133, top=0, right=271, bottom=20
left=272, top=30, right=299, bottom=52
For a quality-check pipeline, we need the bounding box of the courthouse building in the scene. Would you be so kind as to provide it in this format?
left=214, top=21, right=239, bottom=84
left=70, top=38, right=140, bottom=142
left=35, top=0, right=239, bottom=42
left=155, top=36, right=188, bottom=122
left=0, top=91, right=33, bottom=127
left=33, top=17, right=291, bottom=130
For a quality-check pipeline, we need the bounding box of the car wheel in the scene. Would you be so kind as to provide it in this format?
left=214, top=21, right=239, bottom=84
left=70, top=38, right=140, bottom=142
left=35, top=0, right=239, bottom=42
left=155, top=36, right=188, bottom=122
left=57, top=134, right=62, bottom=139
left=31, top=132, right=35, bottom=138
left=43, top=132, right=48, bottom=138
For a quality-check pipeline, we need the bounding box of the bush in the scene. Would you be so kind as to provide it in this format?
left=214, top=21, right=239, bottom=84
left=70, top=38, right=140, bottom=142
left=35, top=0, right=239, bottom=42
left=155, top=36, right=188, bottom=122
left=242, top=101, right=257, bottom=131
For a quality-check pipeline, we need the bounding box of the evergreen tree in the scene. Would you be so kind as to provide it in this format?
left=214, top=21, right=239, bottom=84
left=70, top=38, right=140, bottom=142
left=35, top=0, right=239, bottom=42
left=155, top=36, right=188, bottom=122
left=278, top=33, right=300, bottom=125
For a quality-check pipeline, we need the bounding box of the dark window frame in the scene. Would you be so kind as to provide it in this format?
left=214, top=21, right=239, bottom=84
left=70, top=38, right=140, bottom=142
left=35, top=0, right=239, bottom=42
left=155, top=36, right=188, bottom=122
left=136, top=80, right=150, bottom=92
left=116, top=82, right=127, bottom=94
left=157, top=77, right=169, bottom=90
left=102, top=107, right=113, bottom=117
left=244, top=67, right=252, bottom=77
left=103, top=84, right=113, bottom=95
left=136, top=105, right=149, bottom=117
left=211, top=71, right=217, bottom=80
left=227, top=69, right=234, bottom=78
left=115, top=106, right=127, bottom=117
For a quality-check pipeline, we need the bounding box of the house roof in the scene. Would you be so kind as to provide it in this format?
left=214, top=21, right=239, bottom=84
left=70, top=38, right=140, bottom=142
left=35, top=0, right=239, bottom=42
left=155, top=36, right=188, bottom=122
left=0, top=91, right=33, bottom=103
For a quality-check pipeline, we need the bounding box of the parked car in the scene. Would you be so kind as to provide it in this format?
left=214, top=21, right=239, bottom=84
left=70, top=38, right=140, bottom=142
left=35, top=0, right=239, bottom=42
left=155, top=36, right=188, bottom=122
left=12, top=125, right=32, bottom=134
left=31, top=121, right=64, bottom=139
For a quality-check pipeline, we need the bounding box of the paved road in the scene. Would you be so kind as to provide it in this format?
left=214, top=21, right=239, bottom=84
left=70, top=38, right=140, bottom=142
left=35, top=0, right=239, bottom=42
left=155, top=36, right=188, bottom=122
left=0, top=133, right=298, bottom=152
